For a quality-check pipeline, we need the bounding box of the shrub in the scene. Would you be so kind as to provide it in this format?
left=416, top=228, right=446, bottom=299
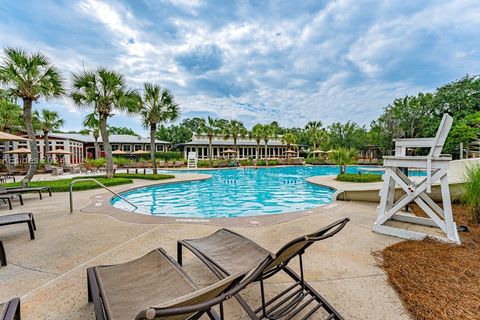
left=305, top=158, right=327, bottom=165
left=111, top=173, right=174, bottom=180
left=84, top=158, right=106, bottom=169
left=155, top=151, right=183, bottom=160
left=336, top=173, right=382, bottom=183
left=113, top=156, right=132, bottom=167
left=464, top=164, right=480, bottom=223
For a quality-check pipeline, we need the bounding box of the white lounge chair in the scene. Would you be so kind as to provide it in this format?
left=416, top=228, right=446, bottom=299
left=374, top=113, right=460, bottom=243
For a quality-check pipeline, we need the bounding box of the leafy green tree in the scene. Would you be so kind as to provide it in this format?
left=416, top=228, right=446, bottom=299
left=327, top=121, right=366, bottom=149
left=137, top=83, right=179, bottom=174
left=71, top=68, right=139, bottom=178
left=82, top=112, right=100, bottom=159
left=181, top=117, right=205, bottom=133
left=156, top=124, right=192, bottom=145
left=198, top=117, right=222, bottom=164
left=0, top=48, right=64, bottom=186
left=250, top=124, right=264, bottom=161
left=223, top=120, right=247, bottom=160
left=107, top=126, right=139, bottom=136
left=34, top=109, right=65, bottom=163
left=332, top=147, right=357, bottom=174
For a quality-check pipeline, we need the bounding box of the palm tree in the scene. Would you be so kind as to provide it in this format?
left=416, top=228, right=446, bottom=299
left=70, top=68, right=139, bottom=178
left=305, top=121, right=322, bottom=132
left=34, top=109, right=65, bottom=163
left=223, top=120, right=247, bottom=161
left=0, top=48, right=64, bottom=187
left=261, top=124, right=276, bottom=166
left=282, top=132, right=297, bottom=163
left=198, top=117, right=221, bottom=164
left=332, top=147, right=357, bottom=174
left=0, top=98, right=22, bottom=132
left=82, top=112, right=100, bottom=159
left=137, top=83, right=179, bottom=174
left=309, top=130, right=326, bottom=158
left=250, top=124, right=264, bottom=161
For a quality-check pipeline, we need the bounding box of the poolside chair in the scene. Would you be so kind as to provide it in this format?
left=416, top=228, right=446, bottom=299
left=0, top=213, right=36, bottom=240
left=5, top=164, right=25, bottom=176
left=0, top=193, right=23, bottom=209
left=178, top=218, right=349, bottom=320
left=0, top=197, right=13, bottom=210
left=158, top=160, right=165, bottom=168
left=87, top=247, right=273, bottom=320
left=374, top=113, right=459, bottom=243
left=0, top=186, right=51, bottom=200
left=0, top=297, right=20, bottom=320
left=0, top=240, right=6, bottom=266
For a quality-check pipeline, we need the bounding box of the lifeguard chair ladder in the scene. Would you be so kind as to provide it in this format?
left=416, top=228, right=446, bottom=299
left=187, top=151, right=198, bottom=169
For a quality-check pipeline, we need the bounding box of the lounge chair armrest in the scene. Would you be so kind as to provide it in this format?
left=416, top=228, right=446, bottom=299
left=307, top=218, right=350, bottom=241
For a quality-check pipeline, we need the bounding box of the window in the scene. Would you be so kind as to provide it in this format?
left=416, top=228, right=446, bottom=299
left=156, top=144, right=163, bottom=152
left=134, top=144, right=142, bottom=151
left=122, top=145, right=131, bottom=152
left=111, top=144, right=119, bottom=151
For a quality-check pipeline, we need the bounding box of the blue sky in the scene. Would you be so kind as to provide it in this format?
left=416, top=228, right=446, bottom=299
left=1, top=0, right=480, bottom=135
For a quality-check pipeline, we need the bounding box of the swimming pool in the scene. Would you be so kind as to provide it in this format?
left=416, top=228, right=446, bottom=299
left=111, top=165, right=385, bottom=218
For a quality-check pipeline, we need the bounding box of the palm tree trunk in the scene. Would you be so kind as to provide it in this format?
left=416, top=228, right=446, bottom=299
left=256, top=140, right=260, bottom=161
left=93, top=138, right=99, bottom=159
left=208, top=135, right=213, bottom=165
left=99, top=115, right=114, bottom=178
left=21, top=98, right=38, bottom=187
left=313, top=142, right=316, bottom=159
left=234, top=137, right=237, bottom=161
left=264, top=141, right=268, bottom=166
left=150, top=123, right=157, bottom=174
left=44, top=130, right=50, bottom=164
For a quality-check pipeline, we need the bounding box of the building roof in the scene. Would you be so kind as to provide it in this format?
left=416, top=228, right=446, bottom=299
left=47, top=133, right=170, bottom=144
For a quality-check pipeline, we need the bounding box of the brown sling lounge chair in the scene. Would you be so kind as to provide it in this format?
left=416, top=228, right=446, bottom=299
left=178, top=218, right=349, bottom=320
left=0, top=297, right=20, bottom=320
left=87, top=247, right=274, bottom=320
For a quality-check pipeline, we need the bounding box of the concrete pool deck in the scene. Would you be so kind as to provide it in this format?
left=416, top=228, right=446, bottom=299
left=0, top=172, right=412, bottom=320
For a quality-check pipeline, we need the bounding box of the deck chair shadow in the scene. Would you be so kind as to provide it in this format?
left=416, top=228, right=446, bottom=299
left=178, top=218, right=349, bottom=320
left=374, top=113, right=459, bottom=243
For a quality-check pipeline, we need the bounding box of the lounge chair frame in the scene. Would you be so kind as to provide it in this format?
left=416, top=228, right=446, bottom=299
left=0, top=297, right=20, bottom=320
left=178, top=218, right=349, bottom=320
left=1, top=186, right=51, bottom=200
left=0, top=241, right=6, bottom=266
left=87, top=247, right=273, bottom=320
left=0, top=213, right=36, bottom=240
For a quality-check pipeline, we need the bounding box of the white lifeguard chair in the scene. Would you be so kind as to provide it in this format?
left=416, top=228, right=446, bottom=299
left=187, top=151, right=198, bottom=169
left=373, top=114, right=460, bottom=244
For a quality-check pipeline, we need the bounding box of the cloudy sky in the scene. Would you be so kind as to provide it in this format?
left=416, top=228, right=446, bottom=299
left=1, top=0, right=479, bottom=135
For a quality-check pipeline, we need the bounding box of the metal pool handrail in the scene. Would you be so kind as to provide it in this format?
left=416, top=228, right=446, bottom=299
left=69, top=178, right=137, bottom=213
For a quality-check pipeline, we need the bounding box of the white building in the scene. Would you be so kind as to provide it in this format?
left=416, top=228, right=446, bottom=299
left=179, top=134, right=300, bottom=160
left=3, top=133, right=170, bottom=165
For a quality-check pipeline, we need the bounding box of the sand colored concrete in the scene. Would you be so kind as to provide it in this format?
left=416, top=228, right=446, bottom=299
left=0, top=174, right=411, bottom=319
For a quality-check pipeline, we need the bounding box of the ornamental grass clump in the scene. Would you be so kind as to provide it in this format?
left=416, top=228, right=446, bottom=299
left=464, top=164, right=480, bottom=223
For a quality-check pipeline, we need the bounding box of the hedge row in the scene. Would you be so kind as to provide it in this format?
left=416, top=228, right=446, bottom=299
left=335, top=173, right=383, bottom=183
left=3, top=173, right=175, bottom=192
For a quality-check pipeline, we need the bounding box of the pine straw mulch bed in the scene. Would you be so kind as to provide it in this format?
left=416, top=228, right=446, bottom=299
left=374, top=204, right=480, bottom=320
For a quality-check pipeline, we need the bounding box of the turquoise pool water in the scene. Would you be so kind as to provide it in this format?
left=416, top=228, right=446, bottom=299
left=111, top=166, right=425, bottom=218
left=111, top=165, right=391, bottom=218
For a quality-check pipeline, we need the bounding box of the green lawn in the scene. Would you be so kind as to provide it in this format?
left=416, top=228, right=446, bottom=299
left=336, top=173, right=383, bottom=183
left=3, top=173, right=175, bottom=192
